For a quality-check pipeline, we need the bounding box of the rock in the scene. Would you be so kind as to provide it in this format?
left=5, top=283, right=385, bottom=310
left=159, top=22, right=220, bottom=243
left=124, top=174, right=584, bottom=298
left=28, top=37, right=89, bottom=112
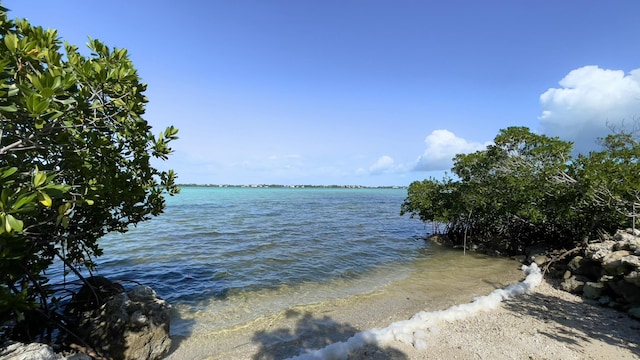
left=614, top=229, right=638, bottom=242
left=628, top=307, right=640, bottom=320
left=614, top=233, right=640, bottom=252
left=64, top=353, right=93, bottom=360
left=428, top=234, right=452, bottom=246
left=525, top=243, right=548, bottom=260
left=122, top=286, right=172, bottom=360
left=567, top=256, right=601, bottom=280
left=0, top=341, right=56, bottom=360
left=0, top=342, right=92, bottom=360
left=622, top=255, right=640, bottom=270
left=607, top=279, right=640, bottom=305
left=69, top=284, right=171, bottom=360
left=561, top=276, right=587, bottom=294
left=533, top=255, right=549, bottom=266
left=65, top=276, right=125, bottom=317
left=624, top=271, right=640, bottom=287
left=602, top=250, right=632, bottom=275
left=585, top=241, right=617, bottom=262
left=567, top=256, right=583, bottom=272
left=598, top=295, right=613, bottom=306
left=583, top=282, right=605, bottom=300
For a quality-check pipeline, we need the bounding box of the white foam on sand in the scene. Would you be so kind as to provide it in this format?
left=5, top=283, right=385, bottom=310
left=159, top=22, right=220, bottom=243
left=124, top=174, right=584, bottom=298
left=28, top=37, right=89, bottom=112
left=289, top=263, right=543, bottom=360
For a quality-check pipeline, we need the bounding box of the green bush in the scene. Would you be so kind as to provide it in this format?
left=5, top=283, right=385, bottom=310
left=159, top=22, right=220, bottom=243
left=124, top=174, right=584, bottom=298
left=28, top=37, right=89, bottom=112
left=402, top=126, right=639, bottom=254
left=0, top=5, right=178, bottom=341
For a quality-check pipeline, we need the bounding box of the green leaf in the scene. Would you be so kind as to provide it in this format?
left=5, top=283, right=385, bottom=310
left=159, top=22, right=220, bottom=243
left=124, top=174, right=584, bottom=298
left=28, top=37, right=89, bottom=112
left=7, top=85, right=18, bottom=97
left=61, top=216, right=69, bottom=229
left=38, top=192, right=52, bottom=207
left=0, top=104, right=17, bottom=112
left=33, top=171, right=46, bottom=187
left=27, top=74, right=43, bottom=91
left=41, top=88, right=55, bottom=98
left=0, top=214, right=6, bottom=234
left=0, top=167, right=18, bottom=179
left=11, top=193, right=37, bottom=211
left=4, top=33, right=17, bottom=52
left=5, top=214, right=23, bottom=233
left=2, top=213, right=10, bottom=233
left=1, top=188, right=10, bottom=207
left=53, top=96, right=76, bottom=105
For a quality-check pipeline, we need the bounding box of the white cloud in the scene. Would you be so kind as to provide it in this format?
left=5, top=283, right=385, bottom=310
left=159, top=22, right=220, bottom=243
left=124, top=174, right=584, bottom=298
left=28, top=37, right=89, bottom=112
left=365, top=155, right=413, bottom=176
left=414, top=130, right=489, bottom=171
left=369, top=155, right=396, bottom=174
left=539, top=65, right=640, bottom=153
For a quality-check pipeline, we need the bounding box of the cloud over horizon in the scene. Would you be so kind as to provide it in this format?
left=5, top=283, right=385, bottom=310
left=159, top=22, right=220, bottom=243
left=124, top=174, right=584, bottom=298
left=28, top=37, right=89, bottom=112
left=539, top=65, right=640, bottom=153
left=413, top=130, right=490, bottom=171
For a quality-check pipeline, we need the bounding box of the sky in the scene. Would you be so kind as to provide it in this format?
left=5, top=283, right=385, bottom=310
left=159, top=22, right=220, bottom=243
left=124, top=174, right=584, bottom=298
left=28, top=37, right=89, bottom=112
left=5, top=1, right=640, bottom=186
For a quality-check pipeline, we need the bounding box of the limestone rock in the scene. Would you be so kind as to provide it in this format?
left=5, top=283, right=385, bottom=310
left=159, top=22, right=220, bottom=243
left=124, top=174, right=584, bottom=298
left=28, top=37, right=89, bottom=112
left=533, top=255, right=549, bottom=266
left=583, top=282, right=605, bottom=300
left=428, top=234, right=452, bottom=246
left=561, top=276, right=586, bottom=294
left=602, top=250, right=632, bottom=275
left=122, top=286, right=172, bottom=360
left=607, top=279, right=640, bottom=304
left=622, top=255, right=640, bottom=270
left=567, top=256, right=601, bottom=280
left=624, top=271, right=640, bottom=287
left=69, top=283, right=171, bottom=360
left=614, top=229, right=638, bottom=242
left=614, top=233, right=640, bottom=252
left=0, top=342, right=56, bottom=360
left=585, top=241, right=617, bottom=262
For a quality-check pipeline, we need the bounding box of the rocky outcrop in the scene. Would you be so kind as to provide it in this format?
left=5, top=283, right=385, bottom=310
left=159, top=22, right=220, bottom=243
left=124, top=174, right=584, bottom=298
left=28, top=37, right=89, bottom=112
left=560, top=228, right=640, bottom=319
left=1, top=280, right=170, bottom=360
left=0, top=341, right=91, bottom=360
left=66, top=278, right=172, bottom=360
left=0, top=342, right=57, bottom=359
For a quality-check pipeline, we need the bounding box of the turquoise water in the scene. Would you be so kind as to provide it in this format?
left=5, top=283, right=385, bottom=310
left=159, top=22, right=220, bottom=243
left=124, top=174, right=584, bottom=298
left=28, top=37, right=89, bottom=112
left=65, top=186, right=523, bottom=358
left=93, top=187, right=428, bottom=306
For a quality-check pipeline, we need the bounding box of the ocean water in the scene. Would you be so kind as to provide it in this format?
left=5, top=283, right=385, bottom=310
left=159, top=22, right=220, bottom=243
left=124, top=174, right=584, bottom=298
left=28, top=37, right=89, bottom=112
left=61, top=186, right=523, bottom=358
left=95, top=187, right=429, bottom=305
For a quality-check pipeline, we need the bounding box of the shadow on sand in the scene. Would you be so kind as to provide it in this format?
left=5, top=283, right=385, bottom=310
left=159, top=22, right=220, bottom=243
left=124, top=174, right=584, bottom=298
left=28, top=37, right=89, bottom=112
left=251, top=309, right=408, bottom=360
left=502, top=285, right=640, bottom=356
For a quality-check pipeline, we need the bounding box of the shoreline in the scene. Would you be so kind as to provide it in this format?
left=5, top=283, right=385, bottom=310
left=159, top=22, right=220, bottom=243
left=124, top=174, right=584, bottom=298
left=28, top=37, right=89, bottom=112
left=348, top=279, right=640, bottom=359
left=164, top=261, right=640, bottom=360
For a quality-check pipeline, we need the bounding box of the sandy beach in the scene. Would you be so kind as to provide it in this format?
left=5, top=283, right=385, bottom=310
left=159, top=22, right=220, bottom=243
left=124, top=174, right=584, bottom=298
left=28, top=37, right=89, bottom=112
left=166, top=259, right=640, bottom=360
left=348, top=279, right=640, bottom=360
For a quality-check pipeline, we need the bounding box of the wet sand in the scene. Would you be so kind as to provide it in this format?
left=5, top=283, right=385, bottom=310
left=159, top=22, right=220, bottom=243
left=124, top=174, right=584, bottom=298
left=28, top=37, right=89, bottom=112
left=165, top=253, right=538, bottom=359
left=164, top=255, right=640, bottom=359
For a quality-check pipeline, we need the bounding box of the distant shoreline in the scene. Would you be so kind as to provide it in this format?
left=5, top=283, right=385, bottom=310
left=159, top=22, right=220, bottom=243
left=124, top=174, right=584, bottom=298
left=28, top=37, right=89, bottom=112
left=176, top=183, right=408, bottom=189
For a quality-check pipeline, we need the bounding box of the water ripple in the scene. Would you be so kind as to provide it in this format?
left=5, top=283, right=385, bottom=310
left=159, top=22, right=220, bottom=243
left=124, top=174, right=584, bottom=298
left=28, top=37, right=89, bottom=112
left=53, top=188, right=427, bottom=307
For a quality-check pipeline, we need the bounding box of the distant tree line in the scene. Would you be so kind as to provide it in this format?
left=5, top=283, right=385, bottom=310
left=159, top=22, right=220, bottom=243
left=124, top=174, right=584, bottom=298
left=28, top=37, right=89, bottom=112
left=401, top=126, right=640, bottom=255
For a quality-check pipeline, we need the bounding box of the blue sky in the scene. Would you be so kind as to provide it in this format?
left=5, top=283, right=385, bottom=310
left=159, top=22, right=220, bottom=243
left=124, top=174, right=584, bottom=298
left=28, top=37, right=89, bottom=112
left=6, top=1, right=640, bottom=186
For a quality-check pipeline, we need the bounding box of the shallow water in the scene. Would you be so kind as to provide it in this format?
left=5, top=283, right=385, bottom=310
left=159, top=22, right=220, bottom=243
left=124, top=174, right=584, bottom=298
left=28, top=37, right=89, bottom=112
left=49, top=187, right=523, bottom=358
left=91, top=187, right=430, bottom=305
left=165, top=248, right=523, bottom=359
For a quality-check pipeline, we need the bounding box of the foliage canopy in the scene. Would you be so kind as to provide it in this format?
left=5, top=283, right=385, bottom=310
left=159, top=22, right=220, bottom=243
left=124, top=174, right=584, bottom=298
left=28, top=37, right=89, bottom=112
left=0, top=5, right=178, bottom=341
left=402, top=126, right=639, bottom=254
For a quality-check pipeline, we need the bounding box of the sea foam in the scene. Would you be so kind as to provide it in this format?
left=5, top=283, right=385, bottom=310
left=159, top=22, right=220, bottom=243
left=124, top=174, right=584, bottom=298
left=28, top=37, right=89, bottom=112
left=290, top=263, right=542, bottom=359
